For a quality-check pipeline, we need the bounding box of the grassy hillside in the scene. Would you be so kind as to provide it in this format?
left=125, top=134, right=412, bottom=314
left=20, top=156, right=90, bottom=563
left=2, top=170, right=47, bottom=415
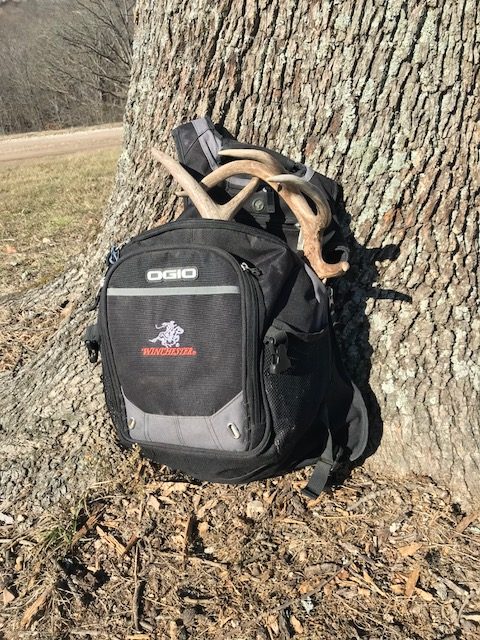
left=0, top=148, right=119, bottom=295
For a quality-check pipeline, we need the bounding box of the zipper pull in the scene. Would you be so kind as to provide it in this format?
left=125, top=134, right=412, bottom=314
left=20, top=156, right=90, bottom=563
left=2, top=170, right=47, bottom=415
left=106, top=245, right=120, bottom=266
left=240, top=262, right=261, bottom=276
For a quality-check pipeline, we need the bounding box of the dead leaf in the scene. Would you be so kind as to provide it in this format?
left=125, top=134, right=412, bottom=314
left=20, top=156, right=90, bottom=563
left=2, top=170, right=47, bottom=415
left=4, top=245, right=17, bottom=254
left=336, top=568, right=350, bottom=581
left=263, top=489, right=278, bottom=505
left=298, top=581, right=314, bottom=594
left=198, top=521, right=209, bottom=536
left=266, top=613, right=279, bottom=635
left=289, top=614, right=303, bottom=634
left=59, top=301, right=74, bottom=319
left=0, top=512, right=14, bottom=524
left=21, top=586, right=53, bottom=629
left=160, top=482, right=189, bottom=496
left=306, top=494, right=324, bottom=508
left=463, top=613, right=480, bottom=622
left=405, top=564, right=421, bottom=598
left=398, top=542, right=423, bottom=557
left=455, top=512, right=479, bottom=533
left=197, top=498, right=218, bottom=519
left=391, top=584, right=404, bottom=595
left=415, top=587, right=434, bottom=602
left=246, top=500, right=265, bottom=519
left=95, top=526, right=126, bottom=555
left=3, top=588, right=15, bottom=605
left=147, top=495, right=160, bottom=511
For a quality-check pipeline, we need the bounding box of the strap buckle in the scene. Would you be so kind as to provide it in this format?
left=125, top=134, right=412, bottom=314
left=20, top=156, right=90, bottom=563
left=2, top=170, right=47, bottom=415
left=84, top=325, right=100, bottom=363
left=302, top=432, right=338, bottom=499
left=265, top=329, right=291, bottom=374
left=85, top=340, right=99, bottom=364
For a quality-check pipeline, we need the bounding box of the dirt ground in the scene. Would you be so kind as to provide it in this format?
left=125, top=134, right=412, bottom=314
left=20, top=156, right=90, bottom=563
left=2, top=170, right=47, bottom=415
left=0, top=451, right=479, bottom=640
left=0, top=125, right=122, bottom=166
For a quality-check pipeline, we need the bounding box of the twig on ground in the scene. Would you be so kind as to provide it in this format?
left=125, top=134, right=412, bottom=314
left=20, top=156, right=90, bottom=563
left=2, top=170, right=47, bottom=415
left=21, top=585, right=53, bottom=629
left=70, top=505, right=105, bottom=548
left=121, top=534, right=140, bottom=557
left=182, top=513, right=194, bottom=565
left=132, top=545, right=142, bottom=631
left=347, top=489, right=390, bottom=512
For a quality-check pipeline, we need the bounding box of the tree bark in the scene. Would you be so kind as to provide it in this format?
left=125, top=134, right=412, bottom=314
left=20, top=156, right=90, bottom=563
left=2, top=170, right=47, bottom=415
left=1, top=0, right=478, bottom=510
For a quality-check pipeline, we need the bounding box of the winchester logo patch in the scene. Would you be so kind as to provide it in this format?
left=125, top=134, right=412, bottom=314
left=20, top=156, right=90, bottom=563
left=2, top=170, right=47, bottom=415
left=142, top=321, right=196, bottom=357
left=149, top=321, right=184, bottom=347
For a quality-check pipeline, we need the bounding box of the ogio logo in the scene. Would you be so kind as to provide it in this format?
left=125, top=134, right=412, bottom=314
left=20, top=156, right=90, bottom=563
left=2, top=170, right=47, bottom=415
left=146, top=267, right=198, bottom=282
left=142, top=321, right=197, bottom=357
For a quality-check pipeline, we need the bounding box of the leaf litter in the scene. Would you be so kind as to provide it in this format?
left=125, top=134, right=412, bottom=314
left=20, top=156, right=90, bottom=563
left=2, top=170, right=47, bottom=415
left=0, top=450, right=479, bottom=639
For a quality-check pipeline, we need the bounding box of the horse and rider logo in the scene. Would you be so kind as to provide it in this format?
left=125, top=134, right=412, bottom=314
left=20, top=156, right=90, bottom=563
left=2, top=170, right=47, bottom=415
left=149, top=321, right=184, bottom=347
left=142, top=321, right=196, bottom=357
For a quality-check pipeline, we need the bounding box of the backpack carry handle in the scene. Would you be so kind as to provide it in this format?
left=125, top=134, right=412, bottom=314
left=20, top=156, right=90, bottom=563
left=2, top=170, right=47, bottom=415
left=151, top=147, right=349, bottom=280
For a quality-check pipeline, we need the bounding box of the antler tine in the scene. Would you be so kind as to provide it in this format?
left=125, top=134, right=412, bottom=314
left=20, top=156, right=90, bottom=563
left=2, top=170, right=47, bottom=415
left=214, top=177, right=260, bottom=219
left=269, top=174, right=332, bottom=228
left=152, top=148, right=259, bottom=220
left=152, top=148, right=218, bottom=217
left=202, top=159, right=349, bottom=279
left=269, top=174, right=348, bottom=278
left=218, top=148, right=285, bottom=173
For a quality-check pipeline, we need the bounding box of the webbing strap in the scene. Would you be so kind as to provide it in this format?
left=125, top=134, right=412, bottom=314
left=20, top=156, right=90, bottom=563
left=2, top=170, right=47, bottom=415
left=191, top=118, right=221, bottom=171
left=302, top=432, right=334, bottom=499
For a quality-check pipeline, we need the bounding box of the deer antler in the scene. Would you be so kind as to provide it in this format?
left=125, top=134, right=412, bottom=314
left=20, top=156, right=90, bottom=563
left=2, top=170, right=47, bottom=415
left=151, top=148, right=260, bottom=220
left=204, top=150, right=349, bottom=279
left=151, top=147, right=349, bottom=279
left=218, top=147, right=285, bottom=173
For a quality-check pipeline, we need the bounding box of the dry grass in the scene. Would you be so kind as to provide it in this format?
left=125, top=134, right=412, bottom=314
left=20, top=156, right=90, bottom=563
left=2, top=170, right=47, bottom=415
left=0, top=450, right=479, bottom=639
left=0, top=148, right=119, bottom=295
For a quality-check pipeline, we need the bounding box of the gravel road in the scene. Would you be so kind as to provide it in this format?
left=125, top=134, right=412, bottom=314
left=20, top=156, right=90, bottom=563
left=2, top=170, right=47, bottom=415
left=0, top=125, right=123, bottom=165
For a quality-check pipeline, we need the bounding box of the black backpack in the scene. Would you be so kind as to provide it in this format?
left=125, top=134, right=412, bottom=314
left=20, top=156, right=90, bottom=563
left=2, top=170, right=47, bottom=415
left=84, top=117, right=368, bottom=498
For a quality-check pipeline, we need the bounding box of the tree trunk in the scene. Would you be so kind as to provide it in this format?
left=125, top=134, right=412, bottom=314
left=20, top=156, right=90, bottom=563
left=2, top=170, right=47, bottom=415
left=1, top=0, right=478, bottom=510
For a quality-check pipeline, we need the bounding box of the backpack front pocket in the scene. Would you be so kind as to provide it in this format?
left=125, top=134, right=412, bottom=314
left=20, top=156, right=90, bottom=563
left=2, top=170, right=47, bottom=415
left=100, top=245, right=265, bottom=452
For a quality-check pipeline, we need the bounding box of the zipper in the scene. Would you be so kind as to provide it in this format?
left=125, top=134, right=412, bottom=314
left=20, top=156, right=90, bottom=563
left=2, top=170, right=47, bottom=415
left=87, top=245, right=121, bottom=311
left=121, top=218, right=299, bottom=254
left=99, top=244, right=266, bottom=449
left=240, top=262, right=263, bottom=433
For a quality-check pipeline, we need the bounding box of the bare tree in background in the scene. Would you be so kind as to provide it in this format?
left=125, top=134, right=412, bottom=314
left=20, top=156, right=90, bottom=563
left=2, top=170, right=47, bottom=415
left=52, top=0, right=134, bottom=105
left=0, top=0, right=134, bottom=134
